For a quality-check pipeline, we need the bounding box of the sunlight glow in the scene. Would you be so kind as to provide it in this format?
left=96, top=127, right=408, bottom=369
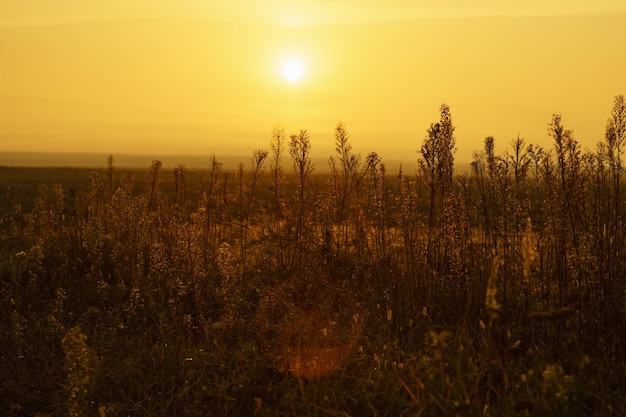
left=281, top=59, right=304, bottom=82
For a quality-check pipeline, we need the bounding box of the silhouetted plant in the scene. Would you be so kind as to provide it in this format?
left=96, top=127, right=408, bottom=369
left=198, top=155, right=225, bottom=270
left=419, top=104, right=456, bottom=266
left=269, top=125, right=286, bottom=272
left=419, top=103, right=457, bottom=306
left=602, top=95, right=626, bottom=330
left=329, top=121, right=361, bottom=255
left=289, top=129, right=314, bottom=271
left=240, top=148, right=268, bottom=270
left=548, top=113, right=583, bottom=308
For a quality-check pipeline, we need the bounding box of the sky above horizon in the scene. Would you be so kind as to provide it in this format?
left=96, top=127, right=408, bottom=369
left=1, top=1, right=626, bottom=164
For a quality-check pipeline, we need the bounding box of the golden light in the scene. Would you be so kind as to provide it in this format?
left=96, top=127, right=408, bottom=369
left=281, top=59, right=304, bottom=82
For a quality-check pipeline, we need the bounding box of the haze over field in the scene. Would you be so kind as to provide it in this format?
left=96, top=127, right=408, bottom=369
left=1, top=1, right=625, bottom=163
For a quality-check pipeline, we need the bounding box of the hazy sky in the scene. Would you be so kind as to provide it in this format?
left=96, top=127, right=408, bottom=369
left=1, top=1, right=625, bottom=163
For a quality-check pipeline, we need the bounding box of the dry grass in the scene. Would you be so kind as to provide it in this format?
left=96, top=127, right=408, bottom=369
left=2, top=102, right=626, bottom=415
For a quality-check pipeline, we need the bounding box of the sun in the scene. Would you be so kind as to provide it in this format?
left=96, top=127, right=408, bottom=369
left=281, top=59, right=304, bottom=82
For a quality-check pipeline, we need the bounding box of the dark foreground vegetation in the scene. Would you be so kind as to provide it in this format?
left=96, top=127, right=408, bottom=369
left=2, top=96, right=626, bottom=416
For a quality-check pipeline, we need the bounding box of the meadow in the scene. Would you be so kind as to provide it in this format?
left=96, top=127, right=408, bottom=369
left=2, top=100, right=626, bottom=416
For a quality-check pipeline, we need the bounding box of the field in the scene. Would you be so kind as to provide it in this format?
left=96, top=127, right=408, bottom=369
left=2, top=109, right=626, bottom=416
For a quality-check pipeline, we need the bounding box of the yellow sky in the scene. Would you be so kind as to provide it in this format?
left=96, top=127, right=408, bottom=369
left=1, top=1, right=625, bottom=164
